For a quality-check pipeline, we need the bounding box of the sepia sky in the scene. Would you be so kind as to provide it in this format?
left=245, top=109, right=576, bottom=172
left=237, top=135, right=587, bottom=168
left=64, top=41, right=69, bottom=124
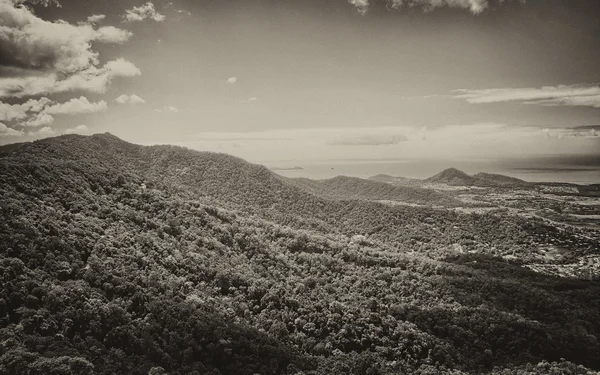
left=1, top=0, right=599, bottom=164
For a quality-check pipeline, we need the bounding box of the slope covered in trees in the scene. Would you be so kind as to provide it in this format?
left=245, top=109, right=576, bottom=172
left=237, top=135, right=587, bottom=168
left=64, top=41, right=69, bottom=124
left=1, top=134, right=599, bottom=375
left=370, top=168, right=531, bottom=188
left=289, top=176, right=460, bottom=206
left=425, top=168, right=530, bottom=188
left=472, top=173, right=531, bottom=187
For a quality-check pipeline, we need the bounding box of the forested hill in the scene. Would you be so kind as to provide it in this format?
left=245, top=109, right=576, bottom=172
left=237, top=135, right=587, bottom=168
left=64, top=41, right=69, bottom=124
left=1, top=133, right=300, bottom=208
left=290, top=176, right=460, bottom=206
left=425, top=168, right=530, bottom=187
left=369, top=169, right=530, bottom=188
left=2, top=133, right=460, bottom=209
left=472, top=172, right=531, bottom=187
left=1, top=134, right=600, bottom=375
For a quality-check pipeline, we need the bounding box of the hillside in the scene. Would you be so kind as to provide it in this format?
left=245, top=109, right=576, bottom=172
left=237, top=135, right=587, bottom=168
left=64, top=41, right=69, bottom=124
left=425, top=168, right=480, bottom=186
left=368, top=174, right=420, bottom=185
left=473, top=172, right=531, bottom=187
left=290, top=176, right=460, bottom=206
left=1, top=134, right=600, bottom=375
left=425, top=168, right=530, bottom=188
left=368, top=174, right=397, bottom=183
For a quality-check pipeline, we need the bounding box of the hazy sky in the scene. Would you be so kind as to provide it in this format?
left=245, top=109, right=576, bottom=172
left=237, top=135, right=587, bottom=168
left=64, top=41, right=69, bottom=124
left=1, top=0, right=599, bottom=163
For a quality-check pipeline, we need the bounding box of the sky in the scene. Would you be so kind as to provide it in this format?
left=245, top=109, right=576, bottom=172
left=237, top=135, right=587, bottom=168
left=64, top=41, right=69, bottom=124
left=0, top=0, right=599, bottom=169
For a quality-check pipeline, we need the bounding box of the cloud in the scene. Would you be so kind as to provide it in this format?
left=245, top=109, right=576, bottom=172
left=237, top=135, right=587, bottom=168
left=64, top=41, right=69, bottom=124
left=556, top=128, right=598, bottom=140
left=24, top=112, right=53, bottom=127
left=175, top=9, right=192, bottom=16
left=28, top=126, right=54, bottom=136
left=104, top=58, right=142, bottom=77
left=64, top=124, right=89, bottom=134
left=0, top=1, right=138, bottom=99
left=45, top=96, right=107, bottom=115
left=388, top=0, right=488, bottom=13
left=123, top=2, right=165, bottom=22
left=349, top=0, right=369, bottom=15
left=2, top=96, right=105, bottom=130
left=93, top=26, right=133, bottom=43
left=227, top=77, right=237, bottom=84
left=535, top=95, right=600, bottom=108
left=0, top=122, right=24, bottom=137
left=12, top=0, right=61, bottom=7
left=0, top=58, right=141, bottom=98
left=86, top=14, right=106, bottom=24
left=454, top=84, right=600, bottom=108
left=0, top=97, right=51, bottom=121
left=155, top=105, right=179, bottom=113
left=329, top=134, right=408, bottom=146
left=0, top=1, right=132, bottom=74
left=350, top=0, right=518, bottom=15
left=115, top=94, right=146, bottom=105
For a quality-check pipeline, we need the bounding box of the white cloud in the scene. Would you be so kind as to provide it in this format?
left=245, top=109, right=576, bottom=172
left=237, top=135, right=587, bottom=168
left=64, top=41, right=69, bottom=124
left=93, top=26, right=133, bottom=44
left=535, top=95, right=600, bottom=108
left=104, top=58, right=142, bottom=77
left=388, top=0, right=488, bottom=14
left=0, top=1, right=138, bottom=99
left=0, top=122, right=24, bottom=137
left=45, top=96, right=107, bottom=115
left=64, top=124, right=89, bottom=134
left=115, top=94, right=146, bottom=105
left=155, top=105, right=179, bottom=113
left=556, top=128, right=598, bottom=140
left=123, top=2, right=166, bottom=22
left=86, top=14, right=106, bottom=24
left=0, top=58, right=141, bottom=98
left=28, top=126, right=55, bottom=136
left=0, top=1, right=132, bottom=74
left=454, top=84, right=600, bottom=107
left=0, top=97, right=51, bottom=121
left=351, top=0, right=517, bottom=15
left=227, top=77, right=237, bottom=84
left=349, top=0, right=369, bottom=15
left=25, top=112, right=54, bottom=127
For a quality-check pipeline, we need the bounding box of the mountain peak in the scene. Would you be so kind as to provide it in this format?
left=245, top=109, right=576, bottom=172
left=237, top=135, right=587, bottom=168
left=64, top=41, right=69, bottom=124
left=425, top=168, right=475, bottom=186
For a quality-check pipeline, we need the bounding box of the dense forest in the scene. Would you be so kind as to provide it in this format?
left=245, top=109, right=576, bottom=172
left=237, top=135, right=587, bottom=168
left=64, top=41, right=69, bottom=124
left=1, top=134, right=599, bottom=375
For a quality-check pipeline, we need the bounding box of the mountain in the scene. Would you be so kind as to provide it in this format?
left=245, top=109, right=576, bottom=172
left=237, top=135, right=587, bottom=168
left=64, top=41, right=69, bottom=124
left=1, top=134, right=599, bottom=375
left=425, top=167, right=478, bottom=186
left=425, top=168, right=530, bottom=187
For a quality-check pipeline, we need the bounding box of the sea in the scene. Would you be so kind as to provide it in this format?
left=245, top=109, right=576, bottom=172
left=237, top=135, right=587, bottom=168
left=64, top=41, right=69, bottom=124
left=264, top=155, right=600, bottom=185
